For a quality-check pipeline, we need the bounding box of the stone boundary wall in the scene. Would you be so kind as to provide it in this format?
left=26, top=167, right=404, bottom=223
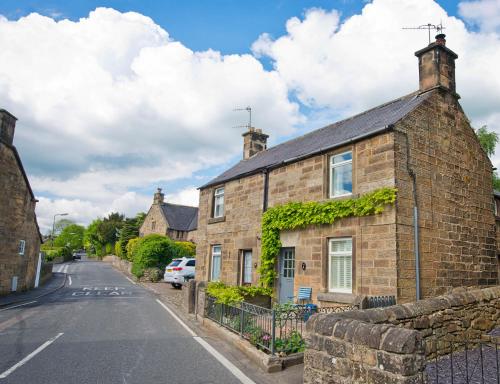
left=304, top=286, right=500, bottom=383
left=102, top=255, right=132, bottom=274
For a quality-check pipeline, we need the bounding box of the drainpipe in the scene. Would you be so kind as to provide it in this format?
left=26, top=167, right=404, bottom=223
left=401, top=130, right=421, bottom=301
left=263, top=168, right=269, bottom=212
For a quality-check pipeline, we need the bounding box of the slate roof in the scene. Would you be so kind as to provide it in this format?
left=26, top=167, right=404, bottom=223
left=160, top=203, right=198, bottom=231
left=201, top=91, right=433, bottom=189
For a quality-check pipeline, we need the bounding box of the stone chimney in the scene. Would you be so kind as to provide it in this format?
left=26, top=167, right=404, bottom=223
left=0, top=109, right=17, bottom=146
left=153, top=188, right=164, bottom=204
left=415, top=34, right=458, bottom=94
left=242, top=127, right=268, bottom=160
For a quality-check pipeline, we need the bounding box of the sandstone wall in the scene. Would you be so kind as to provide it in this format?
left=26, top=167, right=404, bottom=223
left=196, top=134, right=397, bottom=305
left=304, top=285, right=500, bottom=384
left=394, top=90, right=497, bottom=302
left=139, top=204, right=168, bottom=237
left=0, top=144, right=41, bottom=295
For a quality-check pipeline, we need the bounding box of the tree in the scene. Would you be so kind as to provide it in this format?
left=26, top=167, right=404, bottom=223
left=84, top=219, right=103, bottom=256
left=54, top=224, right=85, bottom=252
left=476, top=125, right=500, bottom=190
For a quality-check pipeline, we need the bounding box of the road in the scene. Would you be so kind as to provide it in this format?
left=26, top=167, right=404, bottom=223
left=0, top=260, right=248, bottom=384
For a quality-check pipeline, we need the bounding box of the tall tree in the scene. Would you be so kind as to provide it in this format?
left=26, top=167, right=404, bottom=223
left=476, top=125, right=500, bottom=190
left=54, top=224, right=85, bottom=252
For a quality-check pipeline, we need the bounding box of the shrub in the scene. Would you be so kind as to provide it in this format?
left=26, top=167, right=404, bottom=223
left=114, top=241, right=123, bottom=258
left=206, top=281, right=272, bottom=305
left=131, top=234, right=187, bottom=278
left=175, top=241, right=196, bottom=257
left=105, top=243, right=113, bottom=255
left=126, top=237, right=141, bottom=261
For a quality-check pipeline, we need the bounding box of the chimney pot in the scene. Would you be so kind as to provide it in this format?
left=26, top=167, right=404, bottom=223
left=435, top=33, right=446, bottom=46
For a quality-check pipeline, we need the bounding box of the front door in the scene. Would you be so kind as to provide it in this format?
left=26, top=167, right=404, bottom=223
left=278, top=248, right=295, bottom=304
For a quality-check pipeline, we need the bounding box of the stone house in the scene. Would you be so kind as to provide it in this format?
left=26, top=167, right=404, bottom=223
left=140, top=188, right=198, bottom=242
left=0, top=109, right=43, bottom=295
left=195, top=34, right=498, bottom=306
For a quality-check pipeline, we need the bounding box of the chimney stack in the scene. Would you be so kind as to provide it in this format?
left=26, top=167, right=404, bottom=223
left=0, top=109, right=17, bottom=146
left=153, top=188, right=164, bottom=204
left=415, top=34, right=458, bottom=94
left=242, top=127, right=268, bottom=160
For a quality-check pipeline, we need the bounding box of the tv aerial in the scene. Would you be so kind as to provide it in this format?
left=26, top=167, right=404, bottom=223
left=233, top=106, right=252, bottom=130
left=402, top=22, right=445, bottom=45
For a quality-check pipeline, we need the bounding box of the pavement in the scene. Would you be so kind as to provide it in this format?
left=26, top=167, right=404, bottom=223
left=0, top=259, right=303, bottom=384
left=0, top=271, right=66, bottom=308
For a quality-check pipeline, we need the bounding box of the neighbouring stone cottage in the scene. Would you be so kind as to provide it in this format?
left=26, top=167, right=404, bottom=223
left=195, top=34, right=498, bottom=307
left=140, top=188, right=198, bottom=242
left=0, top=109, right=43, bottom=295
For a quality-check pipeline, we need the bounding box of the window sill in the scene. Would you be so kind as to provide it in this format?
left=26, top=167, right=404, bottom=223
left=317, top=291, right=360, bottom=304
left=208, top=216, right=226, bottom=224
left=328, top=193, right=353, bottom=200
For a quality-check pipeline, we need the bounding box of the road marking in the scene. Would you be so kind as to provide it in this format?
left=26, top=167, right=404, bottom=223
left=155, top=299, right=256, bottom=384
left=125, top=276, right=136, bottom=285
left=68, top=276, right=72, bottom=286
left=0, top=333, right=64, bottom=379
left=0, top=301, right=37, bottom=312
left=193, top=336, right=256, bottom=384
left=63, top=265, right=69, bottom=274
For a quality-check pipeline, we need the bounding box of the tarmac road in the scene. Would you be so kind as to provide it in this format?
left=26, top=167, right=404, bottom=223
left=0, top=260, right=246, bottom=384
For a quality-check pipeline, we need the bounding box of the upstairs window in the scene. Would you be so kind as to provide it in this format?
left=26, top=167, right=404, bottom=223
left=213, top=187, right=225, bottom=218
left=329, top=238, right=352, bottom=293
left=18, top=240, right=26, bottom=255
left=330, top=151, right=352, bottom=198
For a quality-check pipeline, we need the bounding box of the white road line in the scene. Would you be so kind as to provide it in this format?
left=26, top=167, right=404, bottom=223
left=125, top=276, right=136, bottom=285
left=0, top=333, right=64, bottom=379
left=0, top=301, right=37, bottom=312
left=155, top=299, right=256, bottom=384
left=63, top=265, right=69, bottom=274
left=68, top=276, right=72, bottom=286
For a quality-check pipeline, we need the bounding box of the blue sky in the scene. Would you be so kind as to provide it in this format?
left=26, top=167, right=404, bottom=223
left=0, top=0, right=499, bottom=231
left=0, top=0, right=462, bottom=54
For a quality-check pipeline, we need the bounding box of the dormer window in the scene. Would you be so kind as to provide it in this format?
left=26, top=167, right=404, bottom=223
left=213, top=187, right=225, bottom=218
left=329, top=151, right=352, bottom=198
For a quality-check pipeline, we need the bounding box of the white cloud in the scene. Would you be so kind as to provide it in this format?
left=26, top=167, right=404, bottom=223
left=252, top=0, right=500, bottom=162
left=459, top=0, right=500, bottom=32
left=167, top=187, right=200, bottom=207
left=0, top=8, right=301, bottom=230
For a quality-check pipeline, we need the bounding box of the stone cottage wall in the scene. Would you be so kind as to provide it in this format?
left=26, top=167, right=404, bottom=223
left=304, top=286, right=500, bottom=383
left=196, top=134, right=398, bottom=305
left=268, top=135, right=397, bottom=305
left=0, top=144, right=41, bottom=295
left=139, top=204, right=169, bottom=237
left=394, top=90, right=497, bottom=302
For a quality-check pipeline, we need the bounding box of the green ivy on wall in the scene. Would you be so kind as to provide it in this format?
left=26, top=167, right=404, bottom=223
left=258, top=187, right=398, bottom=288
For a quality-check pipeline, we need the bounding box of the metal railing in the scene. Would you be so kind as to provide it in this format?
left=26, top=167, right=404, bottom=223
left=424, top=337, right=500, bottom=383
left=205, top=297, right=326, bottom=355
left=205, top=296, right=358, bottom=355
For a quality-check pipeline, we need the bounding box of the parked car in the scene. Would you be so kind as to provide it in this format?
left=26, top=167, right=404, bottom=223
left=72, top=250, right=86, bottom=260
left=164, top=257, right=195, bottom=289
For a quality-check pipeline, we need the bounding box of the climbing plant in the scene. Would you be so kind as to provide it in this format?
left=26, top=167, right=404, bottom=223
left=258, top=187, right=397, bottom=288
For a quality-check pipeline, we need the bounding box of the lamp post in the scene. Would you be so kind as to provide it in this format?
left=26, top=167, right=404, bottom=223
left=51, top=213, right=69, bottom=247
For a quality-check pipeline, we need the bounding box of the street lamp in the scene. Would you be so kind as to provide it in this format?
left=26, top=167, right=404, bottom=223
left=51, top=213, right=69, bottom=247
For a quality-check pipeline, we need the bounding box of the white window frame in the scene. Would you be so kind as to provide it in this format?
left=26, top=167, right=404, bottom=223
left=18, top=240, right=26, bottom=255
left=329, top=151, right=353, bottom=198
left=213, top=187, right=225, bottom=218
left=211, top=245, right=222, bottom=281
left=242, top=250, right=252, bottom=285
left=328, top=238, right=352, bottom=293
